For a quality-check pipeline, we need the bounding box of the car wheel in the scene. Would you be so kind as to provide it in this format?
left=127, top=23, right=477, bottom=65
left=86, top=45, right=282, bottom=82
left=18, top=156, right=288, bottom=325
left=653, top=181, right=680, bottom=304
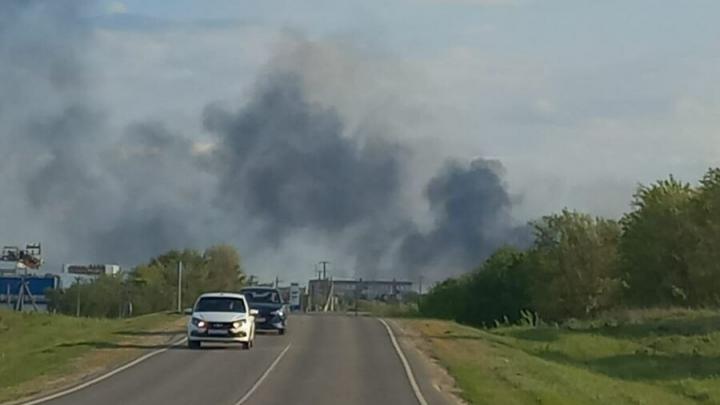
left=278, top=328, right=285, bottom=335
left=241, top=341, right=250, bottom=350
left=188, top=340, right=201, bottom=349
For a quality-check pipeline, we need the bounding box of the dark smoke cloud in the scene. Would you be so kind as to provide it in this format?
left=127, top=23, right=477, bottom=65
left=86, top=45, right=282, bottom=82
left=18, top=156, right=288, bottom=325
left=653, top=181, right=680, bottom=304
left=1, top=0, right=528, bottom=280
left=204, top=71, right=528, bottom=276
left=399, top=159, right=531, bottom=276
left=205, top=72, right=406, bottom=241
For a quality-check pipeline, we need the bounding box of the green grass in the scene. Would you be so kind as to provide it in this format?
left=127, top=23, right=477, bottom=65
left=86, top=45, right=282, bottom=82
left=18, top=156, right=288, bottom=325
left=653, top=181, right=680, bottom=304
left=399, top=309, right=720, bottom=404
left=355, top=300, right=420, bottom=317
left=0, top=310, right=182, bottom=402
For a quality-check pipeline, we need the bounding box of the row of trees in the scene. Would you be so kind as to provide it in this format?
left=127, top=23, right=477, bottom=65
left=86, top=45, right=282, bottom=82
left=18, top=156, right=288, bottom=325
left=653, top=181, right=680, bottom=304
left=47, top=245, right=245, bottom=318
left=420, top=168, right=720, bottom=324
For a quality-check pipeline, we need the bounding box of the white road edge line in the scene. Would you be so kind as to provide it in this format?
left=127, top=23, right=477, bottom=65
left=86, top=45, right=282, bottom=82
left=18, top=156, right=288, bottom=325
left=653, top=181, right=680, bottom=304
left=379, top=318, right=429, bottom=405
left=18, top=337, right=189, bottom=405
left=234, top=343, right=292, bottom=405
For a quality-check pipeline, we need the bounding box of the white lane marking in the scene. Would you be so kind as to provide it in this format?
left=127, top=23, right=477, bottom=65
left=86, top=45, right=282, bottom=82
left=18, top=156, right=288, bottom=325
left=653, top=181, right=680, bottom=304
left=19, top=337, right=188, bottom=405
left=234, top=343, right=292, bottom=405
left=379, top=318, right=429, bottom=405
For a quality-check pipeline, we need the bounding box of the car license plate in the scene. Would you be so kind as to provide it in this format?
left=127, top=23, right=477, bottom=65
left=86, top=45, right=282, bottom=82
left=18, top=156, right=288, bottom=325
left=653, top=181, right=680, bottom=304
left=208, top=329, right=227, bottom=335
left=255, top=317, right=266, bottom=323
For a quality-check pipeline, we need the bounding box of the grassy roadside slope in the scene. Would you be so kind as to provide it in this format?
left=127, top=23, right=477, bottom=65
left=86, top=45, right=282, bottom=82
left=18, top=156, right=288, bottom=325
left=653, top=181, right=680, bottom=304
left=0, top=310, right=183, bottom=403
left=356, top=300, right=419, bottom=317
left=397, top=310, right=720, bottom=405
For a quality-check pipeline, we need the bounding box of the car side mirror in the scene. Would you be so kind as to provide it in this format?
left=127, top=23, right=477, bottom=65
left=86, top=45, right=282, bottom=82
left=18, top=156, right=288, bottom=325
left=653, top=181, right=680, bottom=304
left=183, top=308, right=193, bottom=315
left=249, top=309, right=259, bottom=316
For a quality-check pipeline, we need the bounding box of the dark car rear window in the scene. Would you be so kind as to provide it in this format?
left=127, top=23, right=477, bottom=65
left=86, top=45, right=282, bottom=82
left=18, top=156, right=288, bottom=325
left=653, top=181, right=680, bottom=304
left=195, top=297, right=246, bottom=313
left=242, top=289, right=281, bottom=304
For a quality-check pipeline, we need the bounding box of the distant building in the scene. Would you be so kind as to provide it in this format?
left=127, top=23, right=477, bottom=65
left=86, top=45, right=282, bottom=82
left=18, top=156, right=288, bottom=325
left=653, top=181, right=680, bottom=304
left=277, top=283, right=305, bottom=311
left=1, top=243, right=58, bottom=310
left=335, top=279, right=413, bottom=299
left=307, top=278, right=414, bottom=310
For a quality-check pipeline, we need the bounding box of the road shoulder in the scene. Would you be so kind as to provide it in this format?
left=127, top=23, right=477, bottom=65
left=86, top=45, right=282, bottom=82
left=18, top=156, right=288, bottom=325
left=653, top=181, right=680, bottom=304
left=387, top=319, right=466, bottom=405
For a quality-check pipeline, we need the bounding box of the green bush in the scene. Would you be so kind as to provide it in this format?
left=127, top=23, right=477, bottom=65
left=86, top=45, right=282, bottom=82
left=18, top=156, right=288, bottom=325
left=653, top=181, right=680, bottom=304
left=420, top=247, right=533, bottom=326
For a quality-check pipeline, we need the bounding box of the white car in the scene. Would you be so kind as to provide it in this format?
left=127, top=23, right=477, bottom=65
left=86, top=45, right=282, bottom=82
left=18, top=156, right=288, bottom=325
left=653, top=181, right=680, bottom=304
left=186, top=292, right=257, bottom=349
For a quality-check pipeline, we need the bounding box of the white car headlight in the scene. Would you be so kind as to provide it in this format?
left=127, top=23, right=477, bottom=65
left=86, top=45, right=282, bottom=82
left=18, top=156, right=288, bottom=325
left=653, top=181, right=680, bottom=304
left=232, top=320, right=244, bottom=328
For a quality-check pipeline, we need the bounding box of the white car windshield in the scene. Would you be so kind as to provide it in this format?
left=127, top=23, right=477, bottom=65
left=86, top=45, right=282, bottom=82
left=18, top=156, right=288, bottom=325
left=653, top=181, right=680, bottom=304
left=195, top=297, right=246, bottom=313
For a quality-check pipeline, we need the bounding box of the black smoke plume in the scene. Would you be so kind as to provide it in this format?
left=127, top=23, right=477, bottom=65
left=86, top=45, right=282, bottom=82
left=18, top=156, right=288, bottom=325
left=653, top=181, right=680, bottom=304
left=205, top=73, right=405, bottom=241
left=400, top=160, right=531, bottom=277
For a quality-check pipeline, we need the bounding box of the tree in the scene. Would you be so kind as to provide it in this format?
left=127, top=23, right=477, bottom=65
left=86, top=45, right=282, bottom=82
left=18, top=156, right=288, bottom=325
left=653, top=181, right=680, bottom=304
left=47, top=275, right=126, bottom=318
left=620, top=177, right=696, bottom=306
left=203, top=245, right=245, bottom=292
left=459, top=246, right=533, bottom=326
left=129, top=262, right=174, bottom=314
left=419, top=169, right=720, bottom=323
left=686, top=168, right=720, bottom=305
left=418, top=247, right=533, bottom=326
left=419, top=277, right=466, bottom=320
left=531, top=210, right=621, bottom=320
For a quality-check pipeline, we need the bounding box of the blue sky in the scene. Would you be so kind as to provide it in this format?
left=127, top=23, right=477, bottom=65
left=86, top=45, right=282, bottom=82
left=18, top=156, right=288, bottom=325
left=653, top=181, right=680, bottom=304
left=109, top=0, right=720, bottom=57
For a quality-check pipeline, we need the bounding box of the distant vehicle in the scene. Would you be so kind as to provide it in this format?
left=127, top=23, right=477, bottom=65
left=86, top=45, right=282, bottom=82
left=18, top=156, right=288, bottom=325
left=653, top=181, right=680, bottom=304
left=185, top=292, right=257, bottom=349
left=241, top=287, right=287, bottom=335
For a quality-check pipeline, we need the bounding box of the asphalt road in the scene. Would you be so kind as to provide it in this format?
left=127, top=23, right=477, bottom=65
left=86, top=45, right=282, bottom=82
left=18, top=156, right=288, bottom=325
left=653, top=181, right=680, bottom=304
left=37, top=314, right=439, bottom=405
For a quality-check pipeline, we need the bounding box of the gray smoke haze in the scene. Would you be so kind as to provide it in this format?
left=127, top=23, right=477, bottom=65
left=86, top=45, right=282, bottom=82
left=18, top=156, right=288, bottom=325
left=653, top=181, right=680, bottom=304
left=205, top=72, right=406, bottom=240
left=0, top=1, right=206, bottom=266
left=1, top=1, right=101, bottom=259
left=0, top=1, right=528, bottom=281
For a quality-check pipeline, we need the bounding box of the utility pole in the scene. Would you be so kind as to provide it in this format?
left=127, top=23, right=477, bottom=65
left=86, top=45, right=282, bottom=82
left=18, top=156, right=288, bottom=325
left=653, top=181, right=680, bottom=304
left=75, top=278, right=81, bottom=317
left=177, top=261, right=183, bottom=313
left=319, top=261, right=330, bottom=280
left=354, top=277, right=362, bottom=316
left=419, top=276, right=423, bottom=295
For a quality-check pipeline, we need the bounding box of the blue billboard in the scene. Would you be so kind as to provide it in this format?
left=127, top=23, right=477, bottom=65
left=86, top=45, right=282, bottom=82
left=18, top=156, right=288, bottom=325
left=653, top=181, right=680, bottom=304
left=0, top=276, right=59, bottom=304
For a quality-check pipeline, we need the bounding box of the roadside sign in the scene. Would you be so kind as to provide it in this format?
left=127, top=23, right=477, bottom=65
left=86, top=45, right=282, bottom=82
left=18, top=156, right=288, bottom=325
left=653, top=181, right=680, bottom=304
left=289, top=283, right=301, bottom=311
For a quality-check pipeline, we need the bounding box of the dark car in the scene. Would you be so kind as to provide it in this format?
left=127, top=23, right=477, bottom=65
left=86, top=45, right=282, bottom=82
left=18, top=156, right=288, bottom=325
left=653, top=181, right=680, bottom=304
left=240, top=287, right=287, bottom=334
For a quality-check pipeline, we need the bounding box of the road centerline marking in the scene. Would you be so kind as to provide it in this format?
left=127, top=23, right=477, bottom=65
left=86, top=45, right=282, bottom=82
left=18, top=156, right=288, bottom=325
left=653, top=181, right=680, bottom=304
left=379, top=318, right=429, bottom=405
left=234, top=343, right=292, bottom=405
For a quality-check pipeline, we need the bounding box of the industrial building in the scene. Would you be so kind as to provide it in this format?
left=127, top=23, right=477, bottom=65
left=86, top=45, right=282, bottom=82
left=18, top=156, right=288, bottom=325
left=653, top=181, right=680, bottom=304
left=1, top=243, right=59, bottom=310
left=307, top=278, right=414, bottom=311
